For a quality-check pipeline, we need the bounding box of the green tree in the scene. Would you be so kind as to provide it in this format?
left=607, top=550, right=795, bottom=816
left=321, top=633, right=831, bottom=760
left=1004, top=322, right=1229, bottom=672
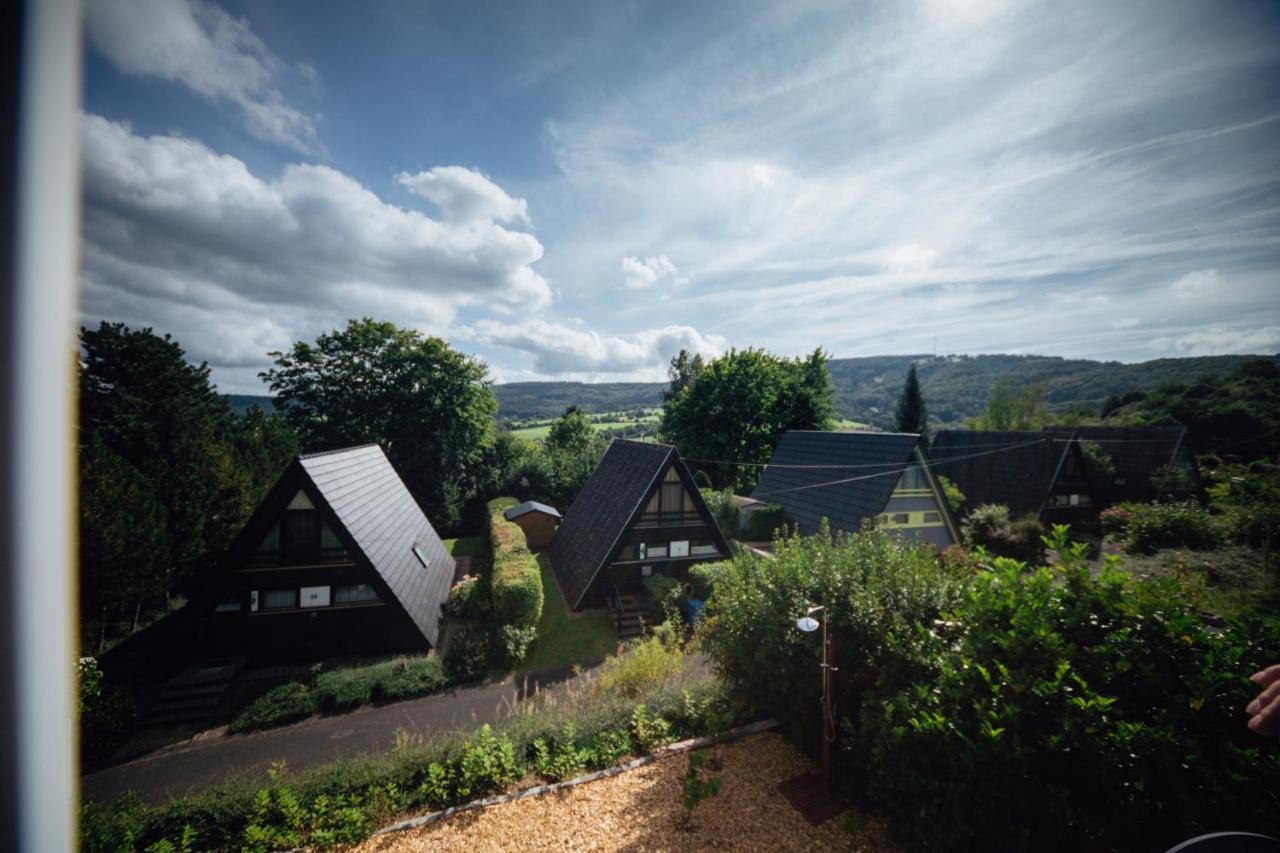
left=79, top=322, right=282, bottom=649
left=662, top=349, right=706, bottom=401
left=262, top=318, right=497, bottom=529
left=660, top=347, right=834, bottom=490
left=545, top=406, right=595, bottom=455
left=970, top=378, right=1047, bottom=430
left=893, top=364, right=928, bottom=444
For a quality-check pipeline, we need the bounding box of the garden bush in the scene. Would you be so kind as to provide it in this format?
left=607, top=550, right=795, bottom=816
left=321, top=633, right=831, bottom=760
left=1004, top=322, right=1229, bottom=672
left=700, top=488, right=738, bottom=541
left=497, top=624, right=537, bottom=667
left=596, top=625, right=687, bottom=698
left=688, top=562, right=724, bottom=599
left=1099, top=504, right=1132, bottom=536
left=442, top=574, right=490, bottom=620
left=488, top=510, right=543, bottom=628
left=740, top=502, right=787, bottom=541
left=443, top=623, right=493, bottom=681
left=866, top=533, right=1280, bottom=852
left=643, top=572, right=683, bottom=620
left=229, top=683, right=318, bottom=733
left=962, top=503, right=1044, bottom=563
left=961, top=502, right=1011, bottom=546
left=371, top=657, right=451, bottom=702
left=1125, top=500, right=1224, bottom=554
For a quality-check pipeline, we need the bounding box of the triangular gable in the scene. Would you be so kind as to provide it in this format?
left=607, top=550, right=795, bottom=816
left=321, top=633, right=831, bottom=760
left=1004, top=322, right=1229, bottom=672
left=215, top=445, right=453, bottom=647
left=549, top=440, right=732, bottom=610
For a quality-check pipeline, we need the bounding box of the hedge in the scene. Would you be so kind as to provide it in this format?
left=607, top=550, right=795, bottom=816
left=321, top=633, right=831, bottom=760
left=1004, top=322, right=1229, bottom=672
left=488, top=509, right=544, bottom=629
left=740, top=503, right=786, bottom=541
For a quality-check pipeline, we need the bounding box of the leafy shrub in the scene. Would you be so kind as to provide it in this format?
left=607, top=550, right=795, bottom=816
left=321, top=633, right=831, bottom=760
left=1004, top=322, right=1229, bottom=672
left=489, top=510, right=543, bottom=628
left=314, top=667, right=380, bottom=713
left=498, top=624, right=537, bottom=667
left=531, top=724, right=587, bottom=782
left=700, top=488, right=738, bottom=540
left=1099, top=505, right=1132, bottom=536
left=962, top=502, right=1011, bottom=546
left=1125, top=500, right=1224, bottom=554
left=443, top=624, right=493, bottom=682
left=596, top=628, right=686, bottom=698
left=963, top=503, right=1044, bottom=563
left=455, top=725, right=520, bottom=800
left=583, top=728, right=633, bottom=768
left=681, top=751, right=722, bottom=830
left=937, top=544, right=980, bottom=574
left=867, top=543, right=1280, bottom=852
left=371, top=657, right=450, bottom=702
left=688, top=562, right=724, bottom=599
left=442, top=575, right=490, bottom=619
left=630, top=704, right=673, bottom=753
left=740, top=503, right=787, bottom=541
left=701, top=522, right=966, bottom=734
left=643, top=573, right=683, bottom=620
left=230, top=683, right=318, bottom=733
left=937, top=474, right=965, bottom=513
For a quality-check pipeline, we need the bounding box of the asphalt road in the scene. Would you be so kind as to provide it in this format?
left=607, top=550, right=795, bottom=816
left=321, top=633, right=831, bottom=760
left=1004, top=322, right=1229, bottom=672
left=81, top=665, right=583, bottom=805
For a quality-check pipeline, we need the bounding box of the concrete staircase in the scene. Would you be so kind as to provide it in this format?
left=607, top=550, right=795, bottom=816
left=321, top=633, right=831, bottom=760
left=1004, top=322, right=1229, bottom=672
left=614, top=595, right=651, bottom=641
left=142, top=657, right=247, bottom=729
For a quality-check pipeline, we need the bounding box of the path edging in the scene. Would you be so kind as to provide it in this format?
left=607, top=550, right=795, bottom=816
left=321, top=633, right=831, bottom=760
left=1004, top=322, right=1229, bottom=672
left=373, top=718, right=782, bottom=837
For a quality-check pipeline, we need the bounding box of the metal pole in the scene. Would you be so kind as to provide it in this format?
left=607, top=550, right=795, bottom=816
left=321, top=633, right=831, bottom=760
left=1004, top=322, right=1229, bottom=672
left=821, top=617, right=831, bottom=791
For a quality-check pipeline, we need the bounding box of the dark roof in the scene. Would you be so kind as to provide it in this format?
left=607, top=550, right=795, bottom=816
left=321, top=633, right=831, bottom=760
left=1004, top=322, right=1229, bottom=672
left=1043, top=425, right=1193, bottom=504
left=751, top=431, right=923, bottom=536
left=504, top=500, right=562, bottom=521
left=550, top=440, right=674, bottom=608
left=549, top=439, right=731, bottom=609
left=298, top=445, right=454, bottom=646
left=930, top=431, right=1069, bottom=517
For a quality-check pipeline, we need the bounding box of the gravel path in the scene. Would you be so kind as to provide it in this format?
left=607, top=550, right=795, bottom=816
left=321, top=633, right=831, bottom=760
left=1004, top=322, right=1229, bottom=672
left=357, top=732, right=899, bottom=852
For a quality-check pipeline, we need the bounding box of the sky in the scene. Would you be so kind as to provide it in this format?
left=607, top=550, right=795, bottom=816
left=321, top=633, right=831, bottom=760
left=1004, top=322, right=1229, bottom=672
left=79, top=0, right=1280, bottom=393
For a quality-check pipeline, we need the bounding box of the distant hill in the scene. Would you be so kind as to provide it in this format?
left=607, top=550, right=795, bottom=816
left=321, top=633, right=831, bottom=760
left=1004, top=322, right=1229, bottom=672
left=223, top=394, right=278, bottom=415
left=223, top=353, right=1278, bottom=430
left=490, top=354, right=1278, bottom=429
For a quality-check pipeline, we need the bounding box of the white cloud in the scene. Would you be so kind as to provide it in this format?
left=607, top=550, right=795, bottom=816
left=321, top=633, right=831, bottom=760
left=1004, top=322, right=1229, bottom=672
left=1110, top=317, right=1141, bottom=330
left=1171, top=269, right=1221, bottom=300
left=462, top=318, right=725, bottom=375
left=85, top=0, right=319, bottom=154
left=396, top=166, right=530, bottom=225
left=1155, top=326, right=1280, bottom=356
left=80, top=113, right=550, bottom=375
left=882, top=244, right=939, bottom=274
left=621, top=254, right=679, bottom=289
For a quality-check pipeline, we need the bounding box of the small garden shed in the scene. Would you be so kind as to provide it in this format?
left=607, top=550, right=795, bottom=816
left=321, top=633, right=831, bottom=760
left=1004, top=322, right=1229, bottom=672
left=502, top=500, right=561, bottom=549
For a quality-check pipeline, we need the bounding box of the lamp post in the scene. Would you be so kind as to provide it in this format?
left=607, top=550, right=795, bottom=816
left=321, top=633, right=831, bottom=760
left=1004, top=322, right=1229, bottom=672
left=796, top=604, right=837, bottom=791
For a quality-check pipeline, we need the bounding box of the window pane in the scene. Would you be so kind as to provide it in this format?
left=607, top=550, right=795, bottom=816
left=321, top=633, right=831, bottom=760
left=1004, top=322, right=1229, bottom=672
left=924, top=512, right=941, bottom=523
left=644, top=491, right=660, bottom=515
left=321, top=522, right=344, bottom=556
left=893, top=513, right=910, bottom=524
left=334, top=584, right=378, bottom=604
left=263, top=589, right=297, bottom=610
left=648, top=544, right=669, bottom=558
left=283, top=511, right=320, bottom=561
left=256, top=522, right=280, bottom=556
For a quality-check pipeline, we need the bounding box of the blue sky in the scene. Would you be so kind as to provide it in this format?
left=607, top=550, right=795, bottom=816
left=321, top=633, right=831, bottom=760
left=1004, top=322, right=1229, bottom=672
left=80, top=0, right=1280, bottom=393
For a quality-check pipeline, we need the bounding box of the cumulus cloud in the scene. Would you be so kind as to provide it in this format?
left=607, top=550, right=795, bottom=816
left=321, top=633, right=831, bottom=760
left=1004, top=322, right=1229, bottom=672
left=461, top=318, right=725, bottom=375
left=621, top=254, right=680, bottom=289
left=86, top=0, right=320, bottom=154
left=1155, top=326, right=1280, bottom=357
left=396, top=166, right=530, bottom=224
left=1110, top=317, right=1140, bottom=330
left=79, top=113, right=550, bottom=375
left=1171, top=269, right=1222, bottom=300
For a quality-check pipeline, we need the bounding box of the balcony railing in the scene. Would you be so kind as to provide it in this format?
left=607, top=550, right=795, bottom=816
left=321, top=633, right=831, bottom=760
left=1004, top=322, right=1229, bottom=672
left=634, top=511, right=703, bottom=528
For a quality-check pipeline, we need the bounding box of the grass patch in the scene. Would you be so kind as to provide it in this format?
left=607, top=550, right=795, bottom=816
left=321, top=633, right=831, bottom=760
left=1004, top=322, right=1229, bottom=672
left=228, top=683, right=317, bottom=733
left=1112, top=544, right=1280, bottom=617
left=518, top=554, right=616, bottom=673
left=443, top=536, right=487, bottom=558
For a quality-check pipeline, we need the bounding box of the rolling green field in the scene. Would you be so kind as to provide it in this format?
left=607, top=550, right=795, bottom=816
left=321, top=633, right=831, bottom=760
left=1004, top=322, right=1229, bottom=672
left=506, top=408, right=660, bottom=441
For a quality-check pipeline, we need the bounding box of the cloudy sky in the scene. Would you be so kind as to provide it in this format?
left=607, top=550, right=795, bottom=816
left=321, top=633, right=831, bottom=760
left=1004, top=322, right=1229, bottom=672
left=80, top=0, right=1280, bottom=392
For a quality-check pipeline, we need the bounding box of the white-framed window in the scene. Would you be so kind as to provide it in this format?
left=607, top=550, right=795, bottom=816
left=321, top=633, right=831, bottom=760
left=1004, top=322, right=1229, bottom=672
left=413, top=544, right=430, bottom=568
left=647, top=544, right=669, bottom=558
left=334, top=583, right=379, bottom=604
left=215, top=599, right=241, bottom=613
left=690, top=539, right=719, bottom=556
left=262, top=589, right=297, bottom=610
left=923, top=511, right=941, bottom=523
left=300, top=586, right=331, bottom=608
left=669, top=540, right=690, bottom=557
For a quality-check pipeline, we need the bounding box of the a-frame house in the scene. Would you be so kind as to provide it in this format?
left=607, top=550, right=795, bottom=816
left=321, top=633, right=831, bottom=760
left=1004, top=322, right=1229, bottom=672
left=752, top=430, right=961, bottom=550
left=204, top=444, right=454, bottom=659
left=548, top=440, right=732, bottom=611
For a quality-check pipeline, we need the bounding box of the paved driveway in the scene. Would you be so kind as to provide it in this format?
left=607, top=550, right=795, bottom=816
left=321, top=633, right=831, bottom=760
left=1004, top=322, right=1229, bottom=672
left=82, top=665, right=583, bottom=805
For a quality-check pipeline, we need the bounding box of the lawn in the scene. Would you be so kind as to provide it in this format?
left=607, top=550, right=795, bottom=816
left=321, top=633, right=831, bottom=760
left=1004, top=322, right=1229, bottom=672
left=507, top=408, right=661, bottom=441
left=519, top=554, right=616, bottom=673
left=443, top=536, right=487, bottom=557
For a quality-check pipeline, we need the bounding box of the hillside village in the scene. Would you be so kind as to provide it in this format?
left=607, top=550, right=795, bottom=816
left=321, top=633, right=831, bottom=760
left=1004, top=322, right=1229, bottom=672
left=78, top=322, right=1280, bottom=852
